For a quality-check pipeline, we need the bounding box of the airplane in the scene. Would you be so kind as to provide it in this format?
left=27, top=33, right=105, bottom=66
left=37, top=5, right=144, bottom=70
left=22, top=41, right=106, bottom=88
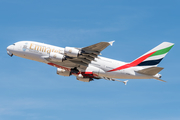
left=7, top=41, right=174, bottom=85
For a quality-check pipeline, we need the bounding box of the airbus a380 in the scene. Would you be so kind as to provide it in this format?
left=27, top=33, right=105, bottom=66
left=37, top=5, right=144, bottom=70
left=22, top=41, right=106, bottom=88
left=7, top=41, right=174, bottom=85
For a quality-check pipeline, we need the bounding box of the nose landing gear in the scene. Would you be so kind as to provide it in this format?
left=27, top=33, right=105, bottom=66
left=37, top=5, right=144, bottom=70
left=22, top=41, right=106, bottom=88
left=7, top=51, right=13, bottom=57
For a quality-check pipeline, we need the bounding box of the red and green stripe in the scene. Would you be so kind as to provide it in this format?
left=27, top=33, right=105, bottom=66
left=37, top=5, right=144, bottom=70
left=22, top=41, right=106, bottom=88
left=149, top=45, right=174, bottom=57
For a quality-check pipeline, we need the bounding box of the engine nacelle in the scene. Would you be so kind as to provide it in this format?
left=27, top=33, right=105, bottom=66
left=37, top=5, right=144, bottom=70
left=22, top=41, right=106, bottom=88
left=76, top=77, right=92, bottom=82
left=57, top=68, right=71, bottom=76
left=49, top=52, right=65, bottom=62
left=64, top=47, right=80, bottom=57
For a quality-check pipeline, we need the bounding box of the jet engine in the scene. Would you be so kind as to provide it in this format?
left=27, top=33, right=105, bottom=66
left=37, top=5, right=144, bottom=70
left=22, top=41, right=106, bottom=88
left=76, top=77, right=93, bottom=82
left=49, top=52, right=65, bottom=62
left=76, top=74, right=93, bottom=82
left=64, top=47, right=80, bottom=57
left=57, top=68, right=71, bottom=76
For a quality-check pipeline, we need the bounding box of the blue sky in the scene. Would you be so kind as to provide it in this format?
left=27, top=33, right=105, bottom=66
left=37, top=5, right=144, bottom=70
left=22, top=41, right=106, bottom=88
left=1, top=0, right=180, bottom=120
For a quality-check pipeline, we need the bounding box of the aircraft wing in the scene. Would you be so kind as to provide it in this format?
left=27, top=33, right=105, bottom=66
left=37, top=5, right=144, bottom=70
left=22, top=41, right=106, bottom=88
left=46, top=41, right=115, bottom=70
left=82, top=41, right=115, bottom=53
left=67, top=41, right=115, bottom=69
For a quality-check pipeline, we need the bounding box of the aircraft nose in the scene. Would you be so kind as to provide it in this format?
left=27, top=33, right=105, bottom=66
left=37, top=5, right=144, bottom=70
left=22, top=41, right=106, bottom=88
left=7, top=45, right=14, bottom=51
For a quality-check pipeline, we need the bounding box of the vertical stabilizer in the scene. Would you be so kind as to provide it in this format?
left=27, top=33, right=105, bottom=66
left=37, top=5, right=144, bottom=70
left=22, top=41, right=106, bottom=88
left=134, top=42, right=174, bottom=66
left=108, top=42, right=174, bottom=72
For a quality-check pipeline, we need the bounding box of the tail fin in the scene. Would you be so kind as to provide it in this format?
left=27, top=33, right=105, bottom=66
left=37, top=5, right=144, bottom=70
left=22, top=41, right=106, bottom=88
left=107, top=42, right=174, bottom=72
left=133, top=42, right=174, bottom=67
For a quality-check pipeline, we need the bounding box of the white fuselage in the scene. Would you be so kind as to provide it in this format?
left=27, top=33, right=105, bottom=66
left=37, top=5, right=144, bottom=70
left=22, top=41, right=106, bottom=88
left=7, top=41, right=159, bottom=80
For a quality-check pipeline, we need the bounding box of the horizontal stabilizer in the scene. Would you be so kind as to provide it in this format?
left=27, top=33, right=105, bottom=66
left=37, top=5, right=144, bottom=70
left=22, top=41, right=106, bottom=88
left=137, top=67, right=164, bottom=75
left=155, top=78, right=166, bottom=82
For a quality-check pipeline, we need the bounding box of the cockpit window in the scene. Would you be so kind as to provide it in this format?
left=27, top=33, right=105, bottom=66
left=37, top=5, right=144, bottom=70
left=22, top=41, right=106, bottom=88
left=13, top=44, right=15, bottom=45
